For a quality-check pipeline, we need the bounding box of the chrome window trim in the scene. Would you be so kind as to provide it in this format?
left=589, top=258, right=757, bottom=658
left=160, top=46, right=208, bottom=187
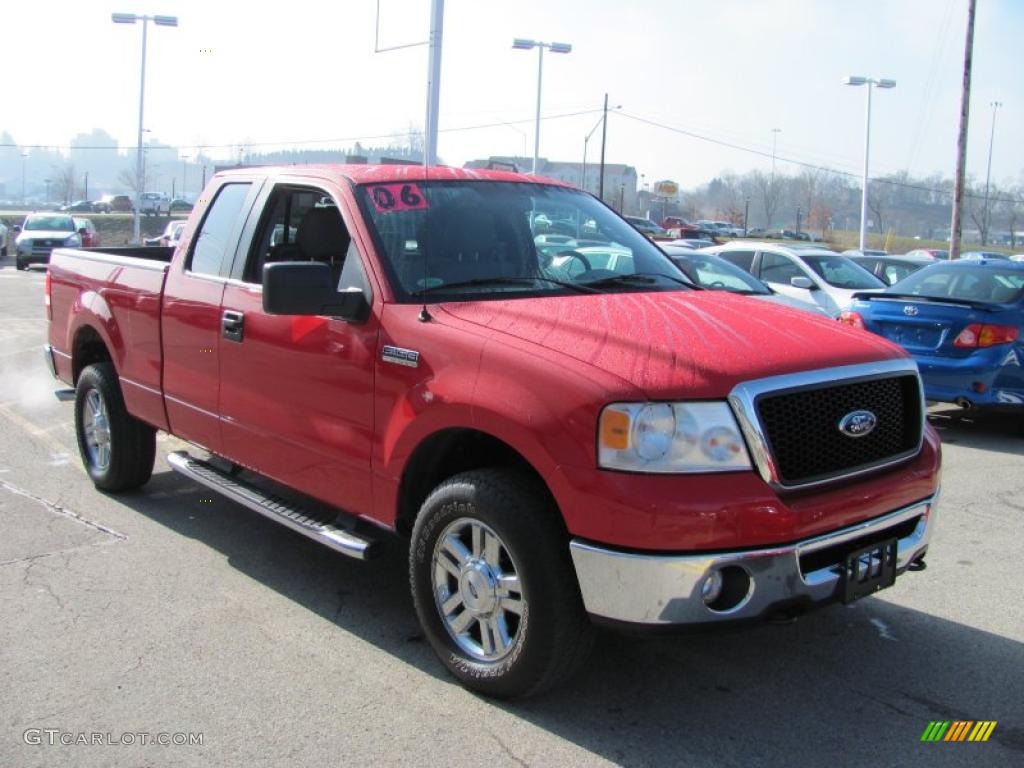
left=727, top=358, right=925, bottom=491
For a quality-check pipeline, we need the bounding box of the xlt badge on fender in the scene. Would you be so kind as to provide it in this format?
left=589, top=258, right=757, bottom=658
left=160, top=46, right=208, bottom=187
left=838, top=410, right=877, bottom=438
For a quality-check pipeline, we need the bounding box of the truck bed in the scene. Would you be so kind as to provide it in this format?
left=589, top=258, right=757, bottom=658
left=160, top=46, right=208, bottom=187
left=47, top=246, right=173, bottom=431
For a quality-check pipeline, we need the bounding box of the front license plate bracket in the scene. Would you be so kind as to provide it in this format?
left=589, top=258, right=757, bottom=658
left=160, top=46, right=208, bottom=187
left=842, top=538, right=897, bottom=603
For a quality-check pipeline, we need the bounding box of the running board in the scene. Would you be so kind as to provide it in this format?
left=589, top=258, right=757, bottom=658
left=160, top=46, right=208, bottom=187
left=166, top=451, right=378, bottom=560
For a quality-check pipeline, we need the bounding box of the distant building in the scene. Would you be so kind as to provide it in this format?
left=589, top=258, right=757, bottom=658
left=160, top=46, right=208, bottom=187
left=463, top=156, right=640, bottom=214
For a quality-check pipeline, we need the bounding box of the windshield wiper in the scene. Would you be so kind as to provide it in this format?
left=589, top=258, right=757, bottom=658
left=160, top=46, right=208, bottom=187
left=412, top=276, right=598, bottom=295
left=580, top=272, right=695, bottom=290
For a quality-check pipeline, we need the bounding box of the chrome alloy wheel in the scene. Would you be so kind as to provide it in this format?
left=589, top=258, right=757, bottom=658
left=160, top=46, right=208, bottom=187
left=431, top=518, right=525, bottom=662
left=82, top=389, right=112, bottom=472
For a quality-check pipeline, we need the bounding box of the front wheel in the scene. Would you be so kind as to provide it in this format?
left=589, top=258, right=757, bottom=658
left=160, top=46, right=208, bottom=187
left=74, top=363, right=156, bottom=491
left=410, top=468, right=594, bottom=699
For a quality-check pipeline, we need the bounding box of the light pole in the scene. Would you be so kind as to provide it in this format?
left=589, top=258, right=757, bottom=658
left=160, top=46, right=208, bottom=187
left=744, top=196, right=750, bottom=235
left=844, top=75, right=895, bottom=252
left=581, top=103, right=621, bottom=192
left=982, top=100, right=1002, bottom=245
left=770, top=128, right=781, bottom=180
left=181, top=154, right=190, bottom=201
left=512, top=38, right=572, bottom=174
left=20, top=152, right=28, bottom=205
left=112, top=12, right=178, bottom=244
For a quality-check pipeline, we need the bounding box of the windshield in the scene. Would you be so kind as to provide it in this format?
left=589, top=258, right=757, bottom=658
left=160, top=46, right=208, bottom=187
left=802, top=254, right=885, bottom=289
left=666, top=250, right=770, bottom=294
left=356, top=181, right=689, bottom=301
left=888, top=265, right=1024, bottom=304
left=24, top=215, right=76, bottom=231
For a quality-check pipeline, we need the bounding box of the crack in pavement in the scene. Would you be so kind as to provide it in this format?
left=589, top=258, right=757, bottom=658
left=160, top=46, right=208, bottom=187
left=488, top=730, right=530, bottom=768
left=0, top=477, right=126, bottom=542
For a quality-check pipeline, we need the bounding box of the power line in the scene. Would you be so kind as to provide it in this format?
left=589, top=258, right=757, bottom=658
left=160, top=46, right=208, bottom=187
left=615, top=110, right=1024, bottom=206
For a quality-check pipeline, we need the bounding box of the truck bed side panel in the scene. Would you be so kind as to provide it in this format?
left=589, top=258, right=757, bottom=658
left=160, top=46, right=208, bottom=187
left=48, top=248, right=171, bottom=431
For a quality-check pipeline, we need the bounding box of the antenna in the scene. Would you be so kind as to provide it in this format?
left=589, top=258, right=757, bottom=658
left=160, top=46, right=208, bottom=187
left=418, top=163, right=432, bottom=322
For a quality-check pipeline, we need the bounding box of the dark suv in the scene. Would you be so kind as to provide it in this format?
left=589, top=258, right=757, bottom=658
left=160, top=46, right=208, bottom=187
left=93, top=195, right=133, bottom=214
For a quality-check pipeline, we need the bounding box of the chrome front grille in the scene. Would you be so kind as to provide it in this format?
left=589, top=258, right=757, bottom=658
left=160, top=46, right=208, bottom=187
left=729, top=359, right=925, bottom=490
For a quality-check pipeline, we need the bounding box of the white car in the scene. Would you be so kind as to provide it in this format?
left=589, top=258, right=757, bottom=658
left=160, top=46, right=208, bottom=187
left=704, top=241, right=885, bottom=317
left=661, top=245, right=832, bottom=318
left=139, top=192, right=171, bottom=216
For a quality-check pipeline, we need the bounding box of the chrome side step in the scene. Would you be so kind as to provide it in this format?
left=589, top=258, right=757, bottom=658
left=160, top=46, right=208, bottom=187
left=166, top=451, right=378, bottom=560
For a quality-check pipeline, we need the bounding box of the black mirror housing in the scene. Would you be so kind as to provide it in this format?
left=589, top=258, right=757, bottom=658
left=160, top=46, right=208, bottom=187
left=262, top=261, right=369, bottom=322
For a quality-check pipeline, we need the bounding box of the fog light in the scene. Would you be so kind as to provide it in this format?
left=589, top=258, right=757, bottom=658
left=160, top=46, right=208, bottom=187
left=701, top=569, right=724, bottom=605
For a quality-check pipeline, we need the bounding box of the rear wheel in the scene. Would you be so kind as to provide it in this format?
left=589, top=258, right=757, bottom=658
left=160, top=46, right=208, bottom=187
left=15, top=258, right=25, bottom=270
left=409, top=468, right=594, bottom=698
left=74, top=363, right=156, bottom=491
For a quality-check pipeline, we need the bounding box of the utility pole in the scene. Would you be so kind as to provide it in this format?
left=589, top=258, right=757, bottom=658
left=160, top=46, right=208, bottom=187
left=982, top=100, right=1002, bottom=245
left=598, top=93, right=608, bottom=201
left=424, top=0, right=444, bottom=166
left=84, top=171, right=89, bottom=201
left=949, top=0, right=977, bottom=260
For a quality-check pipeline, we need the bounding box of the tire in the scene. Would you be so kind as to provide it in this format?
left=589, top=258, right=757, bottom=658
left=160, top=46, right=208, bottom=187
left=410, top=468, right=594, bottom=699
left=1, top=245, right=7, bottom=258
left=74, top=362, right=156, bottom=491
left=15, top=259, right=25, bottom=271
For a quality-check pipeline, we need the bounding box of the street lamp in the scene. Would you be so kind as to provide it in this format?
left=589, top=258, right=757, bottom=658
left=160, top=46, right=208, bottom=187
left=770, top=127, right=781, bottom=180
left=512, top=38, right=572, bottom=174
left=180, top=154, right=190, bottom=201
left=744, top=196, right=750, bottom=236
left=844, top=75, right=896, bottom=252
left=982, top=100, right=1002, bottom=245
left=113, top=12, right=179, bottom=244
left=580, top=104, right=621, bottom=192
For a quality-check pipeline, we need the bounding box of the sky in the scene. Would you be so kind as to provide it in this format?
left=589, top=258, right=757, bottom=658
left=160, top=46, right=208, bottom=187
left=4, top=0, right=1022, bottom=191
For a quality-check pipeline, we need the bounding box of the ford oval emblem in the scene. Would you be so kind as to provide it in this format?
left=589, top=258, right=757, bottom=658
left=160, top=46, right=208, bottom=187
left=903, top=305, right=919, bottom=316
left=838, top=410, right=877, bottom=438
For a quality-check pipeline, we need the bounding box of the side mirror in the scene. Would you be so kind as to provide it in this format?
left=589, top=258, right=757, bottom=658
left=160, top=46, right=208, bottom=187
left=77, top=227, right=87, bottom=235
left=263, top=261, right=369, bottom=322
left=13, top=225, right=21, bottom=234
left=791, top=276, right=815, bottom=290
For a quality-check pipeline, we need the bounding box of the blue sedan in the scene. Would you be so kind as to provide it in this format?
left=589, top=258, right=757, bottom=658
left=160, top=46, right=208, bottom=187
left=842, top=259, right=1024, bottom=410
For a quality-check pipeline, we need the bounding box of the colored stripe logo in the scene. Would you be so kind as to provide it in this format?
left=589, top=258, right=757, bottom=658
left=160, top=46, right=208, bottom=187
left=921, top=721, right=996, bottom=742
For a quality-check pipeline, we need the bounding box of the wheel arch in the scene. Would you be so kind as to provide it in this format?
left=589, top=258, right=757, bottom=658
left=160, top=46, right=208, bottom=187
left=71, top=324, right=114, bottom=384
left=395, top=427, right=563, bottom=538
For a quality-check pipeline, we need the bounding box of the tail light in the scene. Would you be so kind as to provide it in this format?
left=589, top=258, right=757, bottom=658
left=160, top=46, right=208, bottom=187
left=44, top=269, right=52, bottom=320
left=839, top=310, right=865, bottom=329
left=953, top=323, right=1019, bottom=348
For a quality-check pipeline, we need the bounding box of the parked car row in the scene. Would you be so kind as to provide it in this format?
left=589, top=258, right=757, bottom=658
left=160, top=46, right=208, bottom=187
left=60, top=194, right=193, bottom=215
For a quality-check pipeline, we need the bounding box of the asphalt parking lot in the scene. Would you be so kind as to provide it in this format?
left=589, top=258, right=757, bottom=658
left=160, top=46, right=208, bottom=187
left=0, top=259, right=1021, bottom=767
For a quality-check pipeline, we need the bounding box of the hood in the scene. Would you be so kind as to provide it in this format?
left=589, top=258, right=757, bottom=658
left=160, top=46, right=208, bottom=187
left=440, top=290, right=904, bottom=399
left=18, top=229, right=76, bottom=241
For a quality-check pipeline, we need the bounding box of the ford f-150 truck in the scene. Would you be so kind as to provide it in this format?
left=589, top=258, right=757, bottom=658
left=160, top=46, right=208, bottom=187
left=45, top=165, right=941, bottom=698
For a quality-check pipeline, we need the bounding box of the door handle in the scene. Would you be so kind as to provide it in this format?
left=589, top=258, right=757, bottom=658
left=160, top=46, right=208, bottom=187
left=222, top=310, right=244, bottom=342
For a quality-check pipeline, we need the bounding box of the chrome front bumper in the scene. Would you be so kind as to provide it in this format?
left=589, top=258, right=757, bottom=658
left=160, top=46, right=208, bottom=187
left=570, top=493, right=938, bottom=626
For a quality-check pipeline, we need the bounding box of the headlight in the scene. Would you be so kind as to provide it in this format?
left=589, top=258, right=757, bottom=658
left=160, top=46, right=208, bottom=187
left=598, top=401, right=752, bottom=473
left=64, top=235, right=80, bottom=246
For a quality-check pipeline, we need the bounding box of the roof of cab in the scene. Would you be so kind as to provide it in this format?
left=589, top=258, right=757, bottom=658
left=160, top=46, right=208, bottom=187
left=214, top=163, right=572, bottom=188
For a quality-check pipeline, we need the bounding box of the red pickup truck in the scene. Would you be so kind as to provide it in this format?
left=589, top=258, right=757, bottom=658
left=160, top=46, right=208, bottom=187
left=45, top=165, right=940, bottom=698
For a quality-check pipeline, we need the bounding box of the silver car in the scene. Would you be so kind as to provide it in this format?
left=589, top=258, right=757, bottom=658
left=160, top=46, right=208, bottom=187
left=15, top=213, right=82, bottom=270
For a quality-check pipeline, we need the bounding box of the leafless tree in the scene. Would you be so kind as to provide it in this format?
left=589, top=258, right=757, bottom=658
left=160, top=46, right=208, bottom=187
left=52, top=162, right=77, bottom=204
left=751, top=169, right=781, bottom=228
